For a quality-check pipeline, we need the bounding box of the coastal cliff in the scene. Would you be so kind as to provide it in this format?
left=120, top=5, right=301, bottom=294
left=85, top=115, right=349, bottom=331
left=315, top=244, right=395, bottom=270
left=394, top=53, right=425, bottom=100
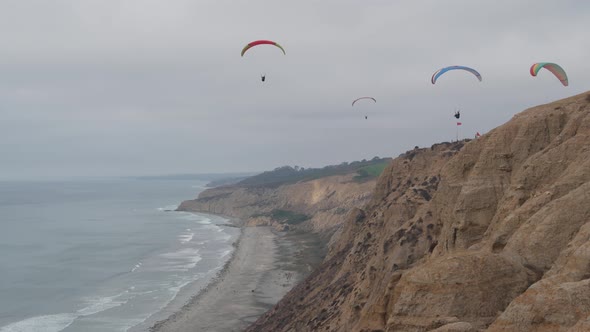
left=247, top=91, right=590, bottom=331
left=178, top=163, right=385, bottom=236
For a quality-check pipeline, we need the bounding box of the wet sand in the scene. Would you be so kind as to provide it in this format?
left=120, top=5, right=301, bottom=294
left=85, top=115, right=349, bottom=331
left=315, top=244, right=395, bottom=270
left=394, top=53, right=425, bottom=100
left=150, top=226, right=324, bottom=332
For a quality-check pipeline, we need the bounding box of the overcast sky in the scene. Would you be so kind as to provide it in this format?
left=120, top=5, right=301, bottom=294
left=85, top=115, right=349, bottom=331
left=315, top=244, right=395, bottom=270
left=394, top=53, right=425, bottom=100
left=1, top=0, right=589, bottom=179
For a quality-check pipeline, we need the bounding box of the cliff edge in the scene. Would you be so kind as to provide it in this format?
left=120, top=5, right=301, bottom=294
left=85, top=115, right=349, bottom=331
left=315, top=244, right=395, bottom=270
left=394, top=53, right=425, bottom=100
left=178, top=161, right=387, bottom=236
left=247, top=91, right=590, bottom=332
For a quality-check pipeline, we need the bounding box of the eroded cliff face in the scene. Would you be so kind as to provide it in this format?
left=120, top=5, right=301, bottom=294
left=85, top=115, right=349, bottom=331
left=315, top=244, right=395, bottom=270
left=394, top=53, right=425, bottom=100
left=247, top=91, right=590, bottom=332
left=178, top=173, right=376, bottom=234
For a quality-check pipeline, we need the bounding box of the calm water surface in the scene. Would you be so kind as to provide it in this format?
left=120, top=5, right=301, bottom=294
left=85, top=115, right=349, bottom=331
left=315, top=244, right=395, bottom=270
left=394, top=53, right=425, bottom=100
left=0, top=178, right=239, bottom=332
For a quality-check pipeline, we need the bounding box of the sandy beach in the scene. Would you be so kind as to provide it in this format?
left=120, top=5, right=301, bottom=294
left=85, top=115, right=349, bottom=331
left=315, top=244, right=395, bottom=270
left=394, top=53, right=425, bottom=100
left=150, top=226, right=324, bottom=332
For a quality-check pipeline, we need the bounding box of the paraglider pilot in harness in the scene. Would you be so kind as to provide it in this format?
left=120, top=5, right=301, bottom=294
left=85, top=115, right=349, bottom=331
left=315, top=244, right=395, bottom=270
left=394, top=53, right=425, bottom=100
left=454, top=110, right=460, bottom=119
left=261, top=74, right=266, bottom=82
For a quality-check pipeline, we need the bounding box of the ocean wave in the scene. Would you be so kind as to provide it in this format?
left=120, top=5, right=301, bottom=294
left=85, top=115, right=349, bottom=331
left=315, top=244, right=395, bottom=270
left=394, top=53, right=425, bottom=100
left=178, top=232, right=194, bottom=244
left=0, top=313, right=76, bottom=332
left=166, top=280, right=193, bottom=297
left=201, top=224, right=220, bottom=232
left=219, top=249, right=233, bottom=258
left=177, top=213, right=202, bottom=222
left=77, top=292, right=129, bottom=316
left=214, top=233, right=232, bottom=242
left=131, top=262, right=142, bottom=272
left=196, top=217, right=212, bottom=225
left=159, top=248, right=202, bottom=271
left=156, top=204, right=178, bottom=212
left=0, top=291, right=129, bottom=332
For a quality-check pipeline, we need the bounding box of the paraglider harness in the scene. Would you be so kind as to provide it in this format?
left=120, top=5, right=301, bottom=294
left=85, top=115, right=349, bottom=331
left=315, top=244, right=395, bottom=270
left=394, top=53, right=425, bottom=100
left=454, top=110, right=460, bottom=119
left=261, top=74, right=266, bottom=82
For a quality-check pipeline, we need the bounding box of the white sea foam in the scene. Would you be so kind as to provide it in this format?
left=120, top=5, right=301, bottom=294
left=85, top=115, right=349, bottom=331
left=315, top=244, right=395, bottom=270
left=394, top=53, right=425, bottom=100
left=82, top=317, right=143, bottom=332
left=196, top=217, right=211, bottom=225
left=219, top=249, right=232, bottom=258
left=178, top=232, right=194, bottom=244
left=213, top=232, right=232, bottom=242
left=178, top=213, right=201, bottom=222
left=0, top=292, right=129, bottom=332
left=156, top=204, right=178, bottom=212
left=159, top=248, right=202, bottom=271
left=77, top=292, right=128, bottom=316
left=166, top=280, right=192, bottom=296
left=160, top=248, right=200, bottom=260
left=131, top=262, right=142, bottom=272
left=0, top=313, right=76, bottom=332
left=202, top=224, right=219, bottom=232
left=131, top=273, right=203, bottom=331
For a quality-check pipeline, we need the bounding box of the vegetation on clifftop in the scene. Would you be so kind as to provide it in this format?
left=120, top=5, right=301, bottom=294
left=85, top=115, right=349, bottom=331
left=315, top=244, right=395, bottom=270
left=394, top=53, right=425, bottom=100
left=238, top=157, right=391, bottom=188
left=352, top=160, right=390, bottom=182
left=251, top=209, right=310, bottom=225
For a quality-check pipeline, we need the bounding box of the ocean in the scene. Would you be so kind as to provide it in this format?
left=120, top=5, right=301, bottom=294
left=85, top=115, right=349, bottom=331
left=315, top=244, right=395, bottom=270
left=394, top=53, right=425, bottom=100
left=0, top=178, right=239, bottom=332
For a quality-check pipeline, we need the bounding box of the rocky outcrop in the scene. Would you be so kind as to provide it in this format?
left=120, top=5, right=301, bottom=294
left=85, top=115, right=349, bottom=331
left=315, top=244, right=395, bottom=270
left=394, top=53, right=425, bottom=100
left=247, top=91, right=590, bottom=331
left=178, top=173, right=377, bottom=235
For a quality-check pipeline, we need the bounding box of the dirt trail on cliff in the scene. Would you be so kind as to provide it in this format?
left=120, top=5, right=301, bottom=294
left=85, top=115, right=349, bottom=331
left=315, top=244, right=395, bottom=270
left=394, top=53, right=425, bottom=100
left=247, top=92, right=590, bottom=332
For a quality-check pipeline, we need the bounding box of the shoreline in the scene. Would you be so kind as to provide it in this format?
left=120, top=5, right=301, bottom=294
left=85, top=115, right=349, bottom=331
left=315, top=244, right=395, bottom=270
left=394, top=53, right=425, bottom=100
left=148, top=222, right=245, bottom=332
left=149, top=224, right=324, bottom=332
left=128, top=212, right=243, bottom=332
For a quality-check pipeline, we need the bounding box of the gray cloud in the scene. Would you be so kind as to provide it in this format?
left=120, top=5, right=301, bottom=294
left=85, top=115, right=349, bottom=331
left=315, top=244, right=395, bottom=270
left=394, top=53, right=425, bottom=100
left=1, top=0, right=589, bottom=179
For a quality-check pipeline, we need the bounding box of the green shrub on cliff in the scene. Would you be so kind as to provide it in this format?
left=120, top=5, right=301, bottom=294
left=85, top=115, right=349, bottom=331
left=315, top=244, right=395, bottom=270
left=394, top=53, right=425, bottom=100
left=239, top=157, right=392, bottom=188
left=270, top=209, right=310, bottom=225
left=353, top=161, right=390, bottom=181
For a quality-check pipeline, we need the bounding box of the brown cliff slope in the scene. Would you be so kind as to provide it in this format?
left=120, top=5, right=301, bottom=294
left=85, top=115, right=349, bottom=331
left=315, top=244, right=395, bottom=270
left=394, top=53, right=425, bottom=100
left=178, top=173, right=376, bottom=235
left=247, top=91, right=590, bottom=332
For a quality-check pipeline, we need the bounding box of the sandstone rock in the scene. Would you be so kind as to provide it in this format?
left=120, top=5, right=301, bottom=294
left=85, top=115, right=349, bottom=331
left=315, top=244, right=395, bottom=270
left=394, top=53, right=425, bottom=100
left=178, top=172, right=378, bottom=237
left=246, top=92, right=590, bottom=331
left=431, top=322, right=476, bottom=332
